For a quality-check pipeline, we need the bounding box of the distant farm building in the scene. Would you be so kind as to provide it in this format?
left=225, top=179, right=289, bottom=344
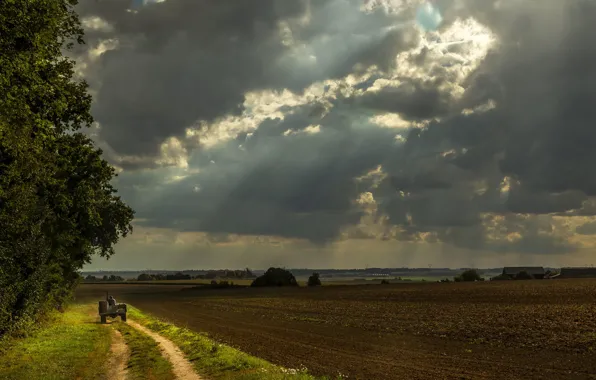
left=502, top=267, right=545, bottom=279
left=559, top=267, right=596, bottom=278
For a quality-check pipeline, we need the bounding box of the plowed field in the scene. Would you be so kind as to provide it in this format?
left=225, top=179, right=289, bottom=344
left=76, top=279, right=596, bottom=380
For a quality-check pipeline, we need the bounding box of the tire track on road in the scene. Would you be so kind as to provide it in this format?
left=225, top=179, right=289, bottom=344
left=127, top=320, right=202, bottom=380
left=107, top=329, right=130, bottom=380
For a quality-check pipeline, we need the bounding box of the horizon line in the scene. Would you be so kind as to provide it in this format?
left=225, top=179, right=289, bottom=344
left=79, top=265, right=590, bottom=273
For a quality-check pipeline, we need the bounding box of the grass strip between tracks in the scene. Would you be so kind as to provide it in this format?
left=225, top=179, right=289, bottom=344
left=112, top=320, right=176, bottom=380
left=0, top=304, right=112, bottom=380
left=128, top=306, right=346, bottom=380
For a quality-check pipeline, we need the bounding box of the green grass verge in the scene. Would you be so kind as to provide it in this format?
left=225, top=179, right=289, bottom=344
left=0, top=304, right=111, bottom=380
left=128, top=306, right=345, bottom=380
left=112, top=321, right=175, bottom=380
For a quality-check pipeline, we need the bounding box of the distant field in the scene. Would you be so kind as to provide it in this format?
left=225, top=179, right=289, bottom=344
left=77, top=279, right=596, bottom=379
left=82, top=275, right=462, bottom=287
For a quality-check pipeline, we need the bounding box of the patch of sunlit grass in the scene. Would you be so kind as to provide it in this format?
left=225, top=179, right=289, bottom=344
left=128, top=306, right=345, bottom=380
left=0, top=304, right=111, bottom=380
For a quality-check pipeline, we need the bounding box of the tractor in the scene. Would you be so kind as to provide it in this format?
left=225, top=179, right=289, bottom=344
left=98, top=292, right=127, bottom=323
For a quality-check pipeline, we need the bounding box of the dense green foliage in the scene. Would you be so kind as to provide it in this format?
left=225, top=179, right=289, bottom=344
left=454, top=269, right=482, bottom=282
left=251, top=267, right=299, bottom=287
left=0, top=0, right=134, bottom=337
left=307, top=272, right=321, bottom=287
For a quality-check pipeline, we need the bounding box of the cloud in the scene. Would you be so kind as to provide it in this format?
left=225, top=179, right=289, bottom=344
left=575, top=221, right=596, bottom=236
left=117, top=108, right=400, bottom=243
left=75, top=0, right=414, bottom=157
left=358, top=78, right=454, bottom=120
left=73, top=0, right=596, bottom=267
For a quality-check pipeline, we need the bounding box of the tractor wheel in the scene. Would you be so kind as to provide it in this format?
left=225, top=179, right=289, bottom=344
left=101, top=315, right=107, bottom=324
left=121, top=314, right=127, bottom=322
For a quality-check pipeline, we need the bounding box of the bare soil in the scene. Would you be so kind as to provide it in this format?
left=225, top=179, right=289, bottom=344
left=77, top=279, right=596, bottom=380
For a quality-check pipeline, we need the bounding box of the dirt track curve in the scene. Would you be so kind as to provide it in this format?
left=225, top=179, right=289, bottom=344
left=128, top=320, right=202, bottom=380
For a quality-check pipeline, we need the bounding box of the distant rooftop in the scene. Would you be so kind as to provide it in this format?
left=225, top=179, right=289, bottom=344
left=502, top=267, right=545, bottom=275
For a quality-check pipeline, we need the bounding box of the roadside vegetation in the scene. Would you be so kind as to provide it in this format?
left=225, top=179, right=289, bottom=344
left=127, top=306, right=342, bottom=380
left=0, top=305, right=111, bottom=380
left=112, top=321, right=175, bottom=380
left=0, top=1, right=134, bottom=339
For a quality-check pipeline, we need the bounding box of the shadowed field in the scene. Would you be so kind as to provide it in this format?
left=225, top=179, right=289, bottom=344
left=76, top=279, right=596, bottom=380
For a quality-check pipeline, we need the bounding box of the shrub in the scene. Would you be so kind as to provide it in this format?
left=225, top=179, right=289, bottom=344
left=380, top=279, right=390, bottom=284
left=308, top=272, right=322, bottom=287
left=250, top=267, right=299, bottom=287
left=456, top=269, right=482, bottom=282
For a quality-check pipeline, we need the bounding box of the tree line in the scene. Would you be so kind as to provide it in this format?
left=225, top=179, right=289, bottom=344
left=81, top=269, right=257, bottom=282
left=0, top=1, right=134, bottom=338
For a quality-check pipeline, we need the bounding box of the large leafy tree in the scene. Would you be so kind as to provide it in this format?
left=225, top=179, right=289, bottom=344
left=0, top=0, right=134, bottom=337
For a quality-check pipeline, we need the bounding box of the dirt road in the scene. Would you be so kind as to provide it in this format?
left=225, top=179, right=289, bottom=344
left=106, top=329, right=130, bottom=380
left=127, top=320, right=202, bottom=380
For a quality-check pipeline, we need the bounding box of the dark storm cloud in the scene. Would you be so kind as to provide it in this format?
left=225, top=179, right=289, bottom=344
left=75, top=0, right=414, bottom=157
left=506, top=188, right=587, bottom=215
left=427, top=212, right=580, bottom=255
left=77, top=0, right=596, bottom=253
left=460, top=1, right=596, bottom=197
left=358, top=78, right=453, bottom=120
left=363, top=0, right=596, bottom=253
left=575, top=221, right=596, bottom=235
left=127, top=121, right=400, bottom=243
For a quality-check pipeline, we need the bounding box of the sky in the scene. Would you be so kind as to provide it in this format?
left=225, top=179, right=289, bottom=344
left=74, top=0, right=596, bottom=270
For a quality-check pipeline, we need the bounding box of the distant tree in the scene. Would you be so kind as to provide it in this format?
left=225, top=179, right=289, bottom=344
left=380, top=279, right=390, bottom=285
left=251, top=267, right=299, bottom=287
left=137, top=273, right=153, bottom=281
left=85, top=275, right=97, bottom=281
left=308, top=272, right=322, bottom=287
left=165, top=272, right=191, bottom=281
left=455, top=269, right=482, bottom=282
